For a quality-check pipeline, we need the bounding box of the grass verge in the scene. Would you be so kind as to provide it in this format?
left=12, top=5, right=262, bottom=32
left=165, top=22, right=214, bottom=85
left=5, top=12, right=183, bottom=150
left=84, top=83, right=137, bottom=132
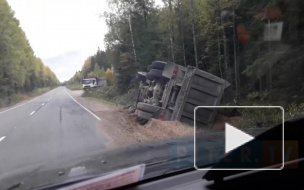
left=81, top=88, right=130, bottom=108
left=0, top=87, right=54, bottom=108
left=66, top=84, right=83, bottom=91
left=84, top=96, right=122, bottom=108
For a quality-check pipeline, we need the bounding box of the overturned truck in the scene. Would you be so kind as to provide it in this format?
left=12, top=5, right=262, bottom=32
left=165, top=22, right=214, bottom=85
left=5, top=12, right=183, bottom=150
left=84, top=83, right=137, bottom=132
left=135, top=61, right=230, bottom=128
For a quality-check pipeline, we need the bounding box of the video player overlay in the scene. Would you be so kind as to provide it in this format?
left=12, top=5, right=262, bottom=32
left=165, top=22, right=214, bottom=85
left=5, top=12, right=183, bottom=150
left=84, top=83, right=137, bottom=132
left=194, top=106, right=285, bottom=170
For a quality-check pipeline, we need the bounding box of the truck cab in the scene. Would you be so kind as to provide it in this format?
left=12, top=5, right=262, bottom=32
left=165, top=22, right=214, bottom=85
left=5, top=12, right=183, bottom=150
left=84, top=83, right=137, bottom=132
left=82, top=78, right=97, bottom=90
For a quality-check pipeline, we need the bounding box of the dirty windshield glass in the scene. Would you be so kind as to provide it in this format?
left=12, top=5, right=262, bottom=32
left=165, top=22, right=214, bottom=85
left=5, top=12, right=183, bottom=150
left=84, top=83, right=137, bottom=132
left=0, top=0, right=303, bottom=189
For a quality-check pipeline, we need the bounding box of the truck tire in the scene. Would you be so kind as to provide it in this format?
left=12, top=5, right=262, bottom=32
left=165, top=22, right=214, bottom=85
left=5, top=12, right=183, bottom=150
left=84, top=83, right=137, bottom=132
left=145, top=73, right=154, bottom=81
left=151, top=61, right=167, bottom=70
left=137, top=102, right=160, bottom=114
left=137, top=72, right=146, bottom=82
left=148, top=69, right=163, bottom=78
left=138, top=118, right=149, bottom=125
left=137, top=110, right=153, bottom=120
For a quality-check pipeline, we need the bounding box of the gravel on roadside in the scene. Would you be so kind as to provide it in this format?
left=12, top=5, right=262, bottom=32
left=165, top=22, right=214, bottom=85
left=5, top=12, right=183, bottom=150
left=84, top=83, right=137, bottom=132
left=70, top=90, right=195, bottom=148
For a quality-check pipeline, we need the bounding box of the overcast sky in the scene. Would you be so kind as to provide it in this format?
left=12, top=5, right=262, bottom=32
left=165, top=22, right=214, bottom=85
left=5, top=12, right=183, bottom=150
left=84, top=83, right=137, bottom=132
left=7, top=0, right=162, bottom=82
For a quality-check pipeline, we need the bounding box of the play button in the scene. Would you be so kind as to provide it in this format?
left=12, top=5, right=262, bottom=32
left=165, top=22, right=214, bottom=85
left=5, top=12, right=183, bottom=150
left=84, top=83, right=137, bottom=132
left=194, top=106, right=284, bottom=170
left=225, top=123, right=254, bottom=154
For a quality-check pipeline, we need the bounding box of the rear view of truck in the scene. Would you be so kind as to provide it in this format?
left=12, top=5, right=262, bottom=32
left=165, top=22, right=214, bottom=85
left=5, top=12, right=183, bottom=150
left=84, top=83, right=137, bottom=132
left=135, top=61, right=230, bottom=128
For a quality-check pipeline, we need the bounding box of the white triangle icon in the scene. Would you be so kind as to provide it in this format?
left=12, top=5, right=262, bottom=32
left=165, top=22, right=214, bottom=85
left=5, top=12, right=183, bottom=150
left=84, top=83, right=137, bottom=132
left=225, top=123, right=254, bottom=154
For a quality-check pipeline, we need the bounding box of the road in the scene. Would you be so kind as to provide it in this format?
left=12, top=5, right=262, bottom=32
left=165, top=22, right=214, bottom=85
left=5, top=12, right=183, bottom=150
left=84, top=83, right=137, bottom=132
left=0, top=87, right=110, bottom=177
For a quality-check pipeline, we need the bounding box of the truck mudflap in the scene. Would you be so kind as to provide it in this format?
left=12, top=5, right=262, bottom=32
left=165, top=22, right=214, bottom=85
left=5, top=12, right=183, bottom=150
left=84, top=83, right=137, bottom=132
left=170, top=66, right=230, bottom=129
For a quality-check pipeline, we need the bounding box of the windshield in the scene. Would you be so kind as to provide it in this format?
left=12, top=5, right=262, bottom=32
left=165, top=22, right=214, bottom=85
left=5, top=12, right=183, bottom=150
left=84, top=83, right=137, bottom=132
left=83, top=80, right=94, bottom=84
left=0, top=0, right=302, bottom=189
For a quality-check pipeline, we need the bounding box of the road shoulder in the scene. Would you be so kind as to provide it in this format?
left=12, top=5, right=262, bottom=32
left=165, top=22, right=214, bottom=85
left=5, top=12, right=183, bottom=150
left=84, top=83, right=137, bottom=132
left=0, top=88, right=54, bottom=114
left=68, top=90, right=195, bottom=148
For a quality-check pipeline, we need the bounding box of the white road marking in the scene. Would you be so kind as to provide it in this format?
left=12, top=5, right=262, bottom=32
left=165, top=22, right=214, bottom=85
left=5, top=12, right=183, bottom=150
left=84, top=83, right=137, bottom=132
left=0, top=88, right=56, bottom=115
left=30, top=111, right=35, bottom=116
left=0, top=136, right=6, bottom=142
left=65, top=89, right=101, bottom=121
left=0, top=96, right=39, bottom=115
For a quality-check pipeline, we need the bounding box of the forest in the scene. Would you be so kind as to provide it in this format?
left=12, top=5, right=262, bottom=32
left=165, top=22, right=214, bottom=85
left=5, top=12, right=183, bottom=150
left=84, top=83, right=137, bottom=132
left=0, top=0, right=59, bottom=105
left=68, top=0, right=304, bottom=107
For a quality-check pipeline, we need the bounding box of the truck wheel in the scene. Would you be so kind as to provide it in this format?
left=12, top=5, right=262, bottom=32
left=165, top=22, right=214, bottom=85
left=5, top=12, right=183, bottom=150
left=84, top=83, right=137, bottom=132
left=145, top=73, right=154, bottom=81
left=148, top=69, right=163, bottom=78
left=138, top=118, right=149, bottom=125
left=137, top=110, right=153, bottom=120
left=137, top=102, right=160, bottom=114
left=137, top=72, right=147, bottom=82
left=151, top=61, right=167, bottom=70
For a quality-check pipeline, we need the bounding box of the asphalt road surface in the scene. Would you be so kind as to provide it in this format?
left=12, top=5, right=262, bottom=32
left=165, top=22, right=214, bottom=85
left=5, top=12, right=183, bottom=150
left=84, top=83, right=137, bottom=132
left=0, top=87, right=110, bottom=177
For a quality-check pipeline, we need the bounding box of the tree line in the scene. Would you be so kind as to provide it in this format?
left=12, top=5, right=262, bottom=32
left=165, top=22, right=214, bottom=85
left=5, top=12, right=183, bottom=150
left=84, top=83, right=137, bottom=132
left=0, top=0, right=59, bottom=99
left=66, top=48, right=116, bottom=86
left=69, top=0, right=304, bottom=103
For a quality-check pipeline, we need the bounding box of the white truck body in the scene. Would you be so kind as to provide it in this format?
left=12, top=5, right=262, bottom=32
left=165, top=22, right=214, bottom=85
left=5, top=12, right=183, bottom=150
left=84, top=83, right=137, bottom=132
left=82, top=78, right=107, bottom=90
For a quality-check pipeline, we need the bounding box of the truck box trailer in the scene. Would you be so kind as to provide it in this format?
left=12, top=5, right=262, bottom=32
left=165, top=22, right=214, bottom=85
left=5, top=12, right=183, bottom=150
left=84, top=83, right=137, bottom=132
left=135, top=61, right=230, bottom=128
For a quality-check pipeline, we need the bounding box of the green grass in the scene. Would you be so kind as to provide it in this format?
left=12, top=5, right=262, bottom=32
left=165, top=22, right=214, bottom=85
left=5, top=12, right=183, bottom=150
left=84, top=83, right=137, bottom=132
left=29, top=87, right=52, bottom=96
left=80, top=86, right=138, bottom=107
left=81, top=91, right=123, bottom=108
left=0, top=87, right=53, bottom=108
left=87, top=96, right=123, bottom=108
left=221, top=99, right=304, bottom=128
left=67, top=84, right=83, bottom=91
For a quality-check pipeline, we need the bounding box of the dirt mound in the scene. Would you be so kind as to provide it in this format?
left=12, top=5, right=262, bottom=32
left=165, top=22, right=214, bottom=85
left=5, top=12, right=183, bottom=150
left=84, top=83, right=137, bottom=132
left=145, top=118, right=194, bottom=137
left=98, top=109, right=195, bottom=148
